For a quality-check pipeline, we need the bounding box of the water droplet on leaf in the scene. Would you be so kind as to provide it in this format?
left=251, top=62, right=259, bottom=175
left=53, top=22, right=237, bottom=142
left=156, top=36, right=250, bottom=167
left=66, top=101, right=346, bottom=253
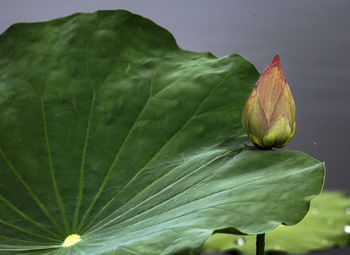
left=327, top=218, right=334, bottom=225
left=344, top=225, right=350, bottom=234
left=234, top=237, right=246, bottom=246
left=311, top=207, right=320, bottom=215
left=273, top=245, right=281, bottom=250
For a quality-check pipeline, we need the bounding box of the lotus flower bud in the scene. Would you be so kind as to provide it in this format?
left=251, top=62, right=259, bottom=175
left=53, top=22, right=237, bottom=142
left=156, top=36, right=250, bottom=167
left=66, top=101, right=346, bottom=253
left=242, top=55, right=295, bottom=149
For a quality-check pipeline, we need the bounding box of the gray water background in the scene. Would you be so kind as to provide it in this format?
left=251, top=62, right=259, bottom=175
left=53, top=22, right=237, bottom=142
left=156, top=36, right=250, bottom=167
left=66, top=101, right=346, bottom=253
left=0, top=1, right=349, bottom=254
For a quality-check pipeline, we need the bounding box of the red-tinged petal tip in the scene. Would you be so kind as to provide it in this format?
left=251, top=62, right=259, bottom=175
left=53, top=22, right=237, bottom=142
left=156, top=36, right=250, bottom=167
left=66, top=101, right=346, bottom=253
left=264, top=54, right=280, bottom=71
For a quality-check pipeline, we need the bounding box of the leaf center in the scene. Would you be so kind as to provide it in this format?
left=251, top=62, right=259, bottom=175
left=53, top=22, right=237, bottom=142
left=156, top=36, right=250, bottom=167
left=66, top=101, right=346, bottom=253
left=62, top=234, right=81, bottom=247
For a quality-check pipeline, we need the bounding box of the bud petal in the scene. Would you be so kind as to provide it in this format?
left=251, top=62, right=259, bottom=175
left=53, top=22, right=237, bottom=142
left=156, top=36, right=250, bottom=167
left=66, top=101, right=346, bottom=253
left=262, top=114, right=291, bottom=148
left=256, top=55, right=286, bottom=121
left=242, top=55, right=296, bottom=149
left=242, top=88, right=268, bottom=142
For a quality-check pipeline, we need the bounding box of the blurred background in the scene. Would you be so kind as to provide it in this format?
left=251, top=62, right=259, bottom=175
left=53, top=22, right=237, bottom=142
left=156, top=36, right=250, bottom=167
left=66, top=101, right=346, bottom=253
left=0, top=1, right=349, bottom=254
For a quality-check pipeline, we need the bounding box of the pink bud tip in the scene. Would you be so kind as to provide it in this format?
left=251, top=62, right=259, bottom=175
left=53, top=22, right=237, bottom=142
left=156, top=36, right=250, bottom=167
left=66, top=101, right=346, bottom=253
left=265, top=54, right=280, bottom=71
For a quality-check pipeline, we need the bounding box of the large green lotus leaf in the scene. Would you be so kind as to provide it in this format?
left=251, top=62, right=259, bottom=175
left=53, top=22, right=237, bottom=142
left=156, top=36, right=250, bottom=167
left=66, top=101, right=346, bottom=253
left=0, top=10, right=324, bottom=255
left=204, top=191, right=350, bottom=254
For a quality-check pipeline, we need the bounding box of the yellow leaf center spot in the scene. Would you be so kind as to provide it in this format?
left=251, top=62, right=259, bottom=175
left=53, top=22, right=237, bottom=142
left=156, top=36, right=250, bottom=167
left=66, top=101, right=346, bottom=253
left=62, top=234, right=81, bottom=247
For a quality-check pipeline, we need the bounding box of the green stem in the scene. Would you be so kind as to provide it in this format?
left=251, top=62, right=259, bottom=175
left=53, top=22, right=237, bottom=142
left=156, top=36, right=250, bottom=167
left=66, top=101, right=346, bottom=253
left=256, top=233, right=265, bottom=255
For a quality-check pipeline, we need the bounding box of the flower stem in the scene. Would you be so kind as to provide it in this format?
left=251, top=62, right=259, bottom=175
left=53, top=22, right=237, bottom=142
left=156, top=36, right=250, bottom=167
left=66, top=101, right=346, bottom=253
left=256, top=233, right=265, bottom=255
